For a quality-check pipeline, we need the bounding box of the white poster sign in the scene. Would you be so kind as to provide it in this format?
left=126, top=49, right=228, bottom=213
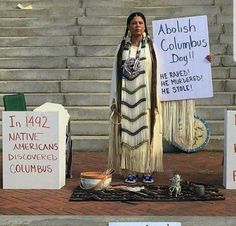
left=152, top=15, right=213, bottom=101
left=2, top=111, right=65, bottom=189
left=109, top=222, right=181, bottom=226
left=223, top=110, right=236, bottom=189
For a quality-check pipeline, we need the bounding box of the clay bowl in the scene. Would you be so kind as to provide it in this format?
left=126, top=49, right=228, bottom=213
left=80, top=171, right=112, bottom=190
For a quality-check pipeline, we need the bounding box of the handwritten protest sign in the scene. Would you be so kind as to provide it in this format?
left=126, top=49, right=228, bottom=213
left=152, top=15, right=213, bottom=101
left=223, top=110, right=236, bottom=189
left=2, top=111, right=65, bottom=189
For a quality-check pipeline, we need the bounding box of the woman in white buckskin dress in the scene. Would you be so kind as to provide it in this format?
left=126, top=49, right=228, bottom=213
left=108, top=12, right=163, bottom=183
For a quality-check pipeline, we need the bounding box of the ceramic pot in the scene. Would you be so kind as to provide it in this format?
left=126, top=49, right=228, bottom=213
left=80, top=171, right=112, bottom=190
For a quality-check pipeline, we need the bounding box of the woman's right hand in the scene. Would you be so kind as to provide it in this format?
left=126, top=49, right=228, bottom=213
left=111, top=98, right=116, bottom=111
left=111, top=103, right=116, bottom=111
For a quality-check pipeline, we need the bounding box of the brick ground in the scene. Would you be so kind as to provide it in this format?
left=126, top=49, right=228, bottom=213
left=0, top=151, right=236, bottom=216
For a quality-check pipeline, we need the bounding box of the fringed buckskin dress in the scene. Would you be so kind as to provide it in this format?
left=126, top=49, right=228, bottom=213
left=108, top=34, right=163, bottom=174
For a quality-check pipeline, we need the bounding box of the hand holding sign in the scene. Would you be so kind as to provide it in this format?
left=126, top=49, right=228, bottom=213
left=206, top=54, right=213, bottom=62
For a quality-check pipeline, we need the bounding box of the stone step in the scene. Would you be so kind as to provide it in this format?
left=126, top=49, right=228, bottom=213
left=74, top=36, right=121, bottom=46
left=12, top=93, right=236, bottom=108
left=71, top=121, right=108, bottom=136
left=0, top=79, right=232, bottom=98
left=61, top=80, right=110, bottom=93
left=0, top=57, right=66, bottom=68
left=64, top=93, right=109, bottom=106
left=85, top=6, right=220, bottom=17
left=0, top=36, right=73, bottom=47
left=0, top=7, right=84, bottom=18
left=0, top=68, right=224, bottom=84
left=82, top=0, right=214, bottom=7
left=0, top=93, right=109, bottom=107
left=70, top=68, right=111, bottom=80
left=0, top=18, right=77, bottom=27
left=0, top=9, right=49, bottom=18
left=0, top=24, right=221, bottom=41
left=0, top=80, right=111, bottom=94
left=0, top=0, right=81, bottom=9
left=207, top=120, right=224, bottom=136
left=0, top=69, right=69, bottom=80
left=81, top=24, right=222, bottom=36
left=67, top=57, right=113, bottom=68
left=196, top=93, right=235, bottom=106
left=196, top=105, right=236, bottom=120
left=75, top=44, right=226, bottom=57
left=0, top=44, right=226, bottom=58
left=77, top=15, right=216, bottom=26
left=72, top=136, right=108, bottom=151
left=67, top=106, right=109, bottom=120
left=0, top=105, right=232, bottom=123
left=0, top=26, right=80, bottom=37
left=0, top=46, right=75, bottom=57
left=206, top=135, right=224, bottom=151
left=75, top=34, right=220, bottom=46
left=0, top=67, right=110, bottom=81
left=215, top=0, right=232, bottom=4
left=78, top=17, right=127, bottom=26
left=0, top=81, right=60, bottom=93
left=0, top=93, right=64, bottom=107
left=0, top=81, right=232, bottom=100
left=0, top=67, right=228, bottom=81
left=77, top=46, right=116, bottom=57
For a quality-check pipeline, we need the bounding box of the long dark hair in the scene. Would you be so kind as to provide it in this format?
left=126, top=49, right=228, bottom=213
left=116, top=12, right=157, bottom=141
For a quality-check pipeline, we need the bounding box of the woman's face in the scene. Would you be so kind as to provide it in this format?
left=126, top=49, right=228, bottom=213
left=128, top=16, right=145, bottom=37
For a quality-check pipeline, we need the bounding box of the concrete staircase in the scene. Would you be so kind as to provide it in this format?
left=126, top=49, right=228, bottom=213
left=0, top=0, right=233, bottom=151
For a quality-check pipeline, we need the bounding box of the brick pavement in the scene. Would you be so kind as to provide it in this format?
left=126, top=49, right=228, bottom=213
left=0, top=150, right=236, bottom=216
